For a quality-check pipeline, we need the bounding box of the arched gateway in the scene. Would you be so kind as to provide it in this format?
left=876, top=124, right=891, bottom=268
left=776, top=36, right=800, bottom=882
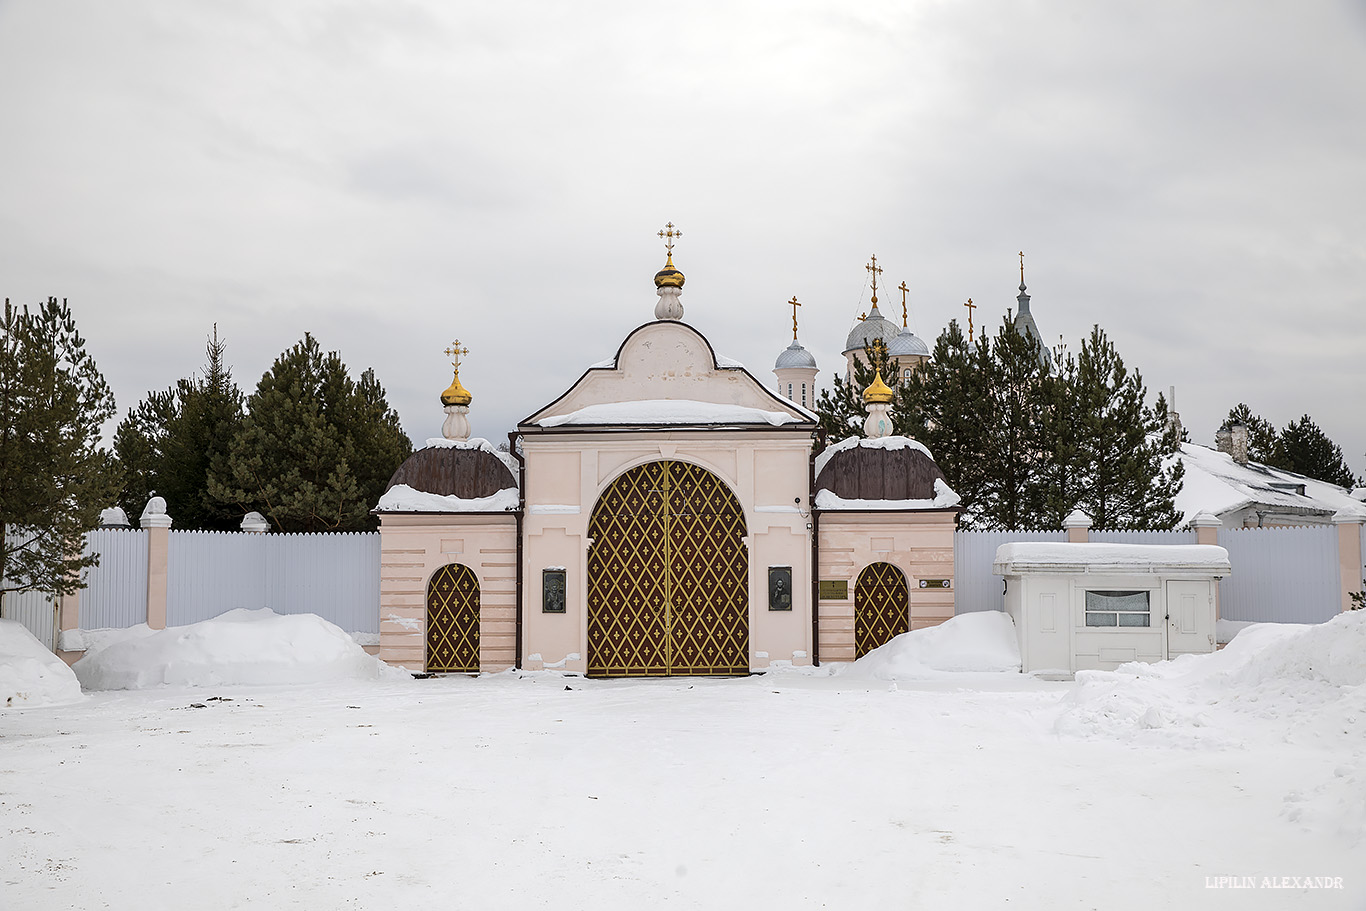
left=855, top=561, right=909, bottom=658
left=587, top=460, right=749, bottom=676
left=426, top=563, right=480, bottom=672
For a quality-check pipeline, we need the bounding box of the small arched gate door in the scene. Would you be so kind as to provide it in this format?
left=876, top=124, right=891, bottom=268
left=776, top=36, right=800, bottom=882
left=586, top=460, right=749, bottom=677
left=855, top=561, right=909, bottom=658
left=426, top=563, right=480, bottom=673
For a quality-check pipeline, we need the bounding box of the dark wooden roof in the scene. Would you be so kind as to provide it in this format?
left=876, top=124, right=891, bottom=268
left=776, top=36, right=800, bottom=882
left=384, top=446, right=517, bottom=499
left=815, top=444, right=947, bottom=502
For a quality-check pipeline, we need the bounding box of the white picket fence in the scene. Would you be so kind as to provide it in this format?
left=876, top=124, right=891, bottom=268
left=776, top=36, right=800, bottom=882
left=1217, top=525, right=1342, bottom=623
left=166, top=531, right=379, bottom=632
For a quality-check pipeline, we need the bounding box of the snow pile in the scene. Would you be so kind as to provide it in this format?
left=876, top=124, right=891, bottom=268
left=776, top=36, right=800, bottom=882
left=1056, top=612, right=1366, bottom=746
left=814, top=435, right=935, bottom=477
left=842, top=611, right=1022, bottom=679
left=72, top=609, right=408, bottom=691
left=816, top=477, right=960, bottom=510
left=377, top=484, right=519, bottom=513
left=538, top=399, right=800, bottom=427
left=0, top=619, right=83, bottom=709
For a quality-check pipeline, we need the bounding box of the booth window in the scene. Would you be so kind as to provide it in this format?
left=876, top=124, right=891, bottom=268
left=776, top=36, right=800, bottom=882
left=1084, top=590, right=1150, bottom=627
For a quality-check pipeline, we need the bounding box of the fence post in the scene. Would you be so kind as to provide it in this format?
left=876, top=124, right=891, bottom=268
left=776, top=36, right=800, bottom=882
left=1063, top=509, right=1092, bottom=543
left=1333, top=510, right=1364, bottom=614
left=140, top=497, right=173, bottom=630
left=1191, top=511, right=1223, bottom=619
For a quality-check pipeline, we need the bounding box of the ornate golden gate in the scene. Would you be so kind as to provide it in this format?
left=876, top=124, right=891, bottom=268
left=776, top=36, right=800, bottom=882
left=587, top=460, right=749, bottom=677
left=855, top=561, right=909, bottom=658
left=426, top=563, right=480, bottom=673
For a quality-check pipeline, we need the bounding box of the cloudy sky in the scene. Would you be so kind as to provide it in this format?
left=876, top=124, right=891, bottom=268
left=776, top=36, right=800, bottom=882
left=2, top=0, right=1363, bottom=477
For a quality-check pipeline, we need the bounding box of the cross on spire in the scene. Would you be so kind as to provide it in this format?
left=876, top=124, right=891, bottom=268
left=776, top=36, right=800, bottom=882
left=866, top=254, right=882, bottom=306
left=898, top=280, right=910, bottom=327
left=1019, top=250, right=1026, bottom=285
left=963, top=298, right=976, bottom=339
left=444, top=340, right=469, bottom=371
left=658, top=222, right=682, bottom=262
left=789, top=295, right=801, bottom=341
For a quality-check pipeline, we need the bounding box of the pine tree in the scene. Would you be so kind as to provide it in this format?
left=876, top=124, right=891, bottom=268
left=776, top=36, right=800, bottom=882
left=1276, top=415, right=1356, bottom=488
left=0, top=297, right=120, bottom=596
left=975, top=317, right=1053, bottom=529
left=1071, top=326, right=1182, bottom=529
left=1036, top=341, right=1083, bottom=528
left=208, top=333, right=412, bottom=532
left=114, top=327, right=244, bottom=529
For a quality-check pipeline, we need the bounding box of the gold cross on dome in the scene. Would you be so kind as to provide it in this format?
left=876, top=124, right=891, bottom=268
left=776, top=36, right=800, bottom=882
left=866, top=254, right=882, bottom=305
left=1019, top=250, right=1026, bottom=283
left=789, top=296, right=801, bottom=340
left=444, top=340, right=469, bottom=370
left=963, top=298, right=976, bottom=338
left=658, top=222, right=683, bottom=257
left=898, top=281, right=910, bottom=327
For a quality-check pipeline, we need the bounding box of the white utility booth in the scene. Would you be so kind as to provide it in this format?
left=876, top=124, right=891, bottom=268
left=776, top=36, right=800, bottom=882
left=993, top=543, right=1230, bottom=673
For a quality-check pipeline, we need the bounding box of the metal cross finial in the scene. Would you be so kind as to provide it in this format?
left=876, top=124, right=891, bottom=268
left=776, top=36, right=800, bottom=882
left=789, top=295, right=801, bottom=341
left=658, top=222, right=683, bottom=258
left=963, top=298, right=976, bottom=339
left=866, top=254, right=882, bottom=305
left=898, top=281, right=910, bottom=327
left=444, top=340, right=469, bottom=370
left=1019, top=250, right=1025, bottom=284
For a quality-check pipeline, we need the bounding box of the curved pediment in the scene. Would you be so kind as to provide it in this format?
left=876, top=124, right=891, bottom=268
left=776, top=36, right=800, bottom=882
left=521, top=320, right=817, bottom=430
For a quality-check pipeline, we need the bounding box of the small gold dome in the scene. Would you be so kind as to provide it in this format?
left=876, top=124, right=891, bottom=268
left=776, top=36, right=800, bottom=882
left=863, top=368, right=894, bottom=405
left=654, top=252, right=685, bottom=289
left=441, top=370, right=472, bottom=407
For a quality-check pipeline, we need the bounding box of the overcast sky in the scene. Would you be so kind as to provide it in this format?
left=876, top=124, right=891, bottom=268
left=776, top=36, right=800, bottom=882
left=2, top=0, right=1363, bottom=478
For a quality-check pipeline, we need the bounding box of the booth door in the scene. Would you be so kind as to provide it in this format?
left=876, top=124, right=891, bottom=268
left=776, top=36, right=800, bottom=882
left=854, top=562, right=909, bottom=658
left=1165, top=580, right=1214, bottom=658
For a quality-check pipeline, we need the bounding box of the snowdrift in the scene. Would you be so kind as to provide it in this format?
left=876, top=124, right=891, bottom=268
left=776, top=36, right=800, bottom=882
left=843, top=611, right=1022, bottom=679
left=1056, top=611, right=1366, bottom=744
left=72, top=609, right=408, bottom=691
left=0, top=619, right=83, bottom=709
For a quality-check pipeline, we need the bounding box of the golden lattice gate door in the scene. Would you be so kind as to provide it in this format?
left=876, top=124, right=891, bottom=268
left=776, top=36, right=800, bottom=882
left=426, top=563, right=480, bottom=672
left=587, top=460, right=749, bottom=677
left=855, top=561, right=909, bottom=658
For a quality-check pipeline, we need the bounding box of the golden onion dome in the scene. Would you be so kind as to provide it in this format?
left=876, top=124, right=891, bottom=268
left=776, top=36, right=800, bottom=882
left=440, top=370, right=472, bottom=407
left=863, top=368, right=894, bottom=405
left=653, top=252, right=685, bottom=289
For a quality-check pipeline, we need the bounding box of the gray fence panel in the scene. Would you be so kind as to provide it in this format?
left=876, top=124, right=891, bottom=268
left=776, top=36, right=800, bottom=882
left=954, top=530, right=1067, bottom=614
left=80, top=529, right=149, bottom=629
left=1, top=589, right=56, bottom=650
left=1089, top=530, right=1198, bottom=545
left=264, top=533, right=380, bottom=634
left=167, top=531, right=268, bottom=626
left=1218, top=525, right=1341, bottom=623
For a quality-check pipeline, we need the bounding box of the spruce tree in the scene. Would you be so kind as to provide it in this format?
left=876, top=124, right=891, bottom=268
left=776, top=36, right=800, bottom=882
left=0, top=297, right=120, bottom=596
left=900, top=320, right=995, bottom=526
left=1276, top=415, right=1356, bottom=488
left=975, top=317, right=1052, bottom=529
left=114, top=327, right=244, bottom=529
left=208, top=333, right=412, bottom=532
left=1071, top=326, right=1182, bottom=529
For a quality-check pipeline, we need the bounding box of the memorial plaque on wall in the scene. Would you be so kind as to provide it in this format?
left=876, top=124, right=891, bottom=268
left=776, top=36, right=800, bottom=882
left=818, top=580, right=849, bottom=600
left=542, top=569, right=567, bottom=613
left=918, top=579, right=952, bottom=589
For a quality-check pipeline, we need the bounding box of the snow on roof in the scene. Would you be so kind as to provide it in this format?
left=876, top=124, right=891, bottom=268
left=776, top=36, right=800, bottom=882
left=993, top=542, right=1231, bottom=575
left=421, top=436, right=520, bottom=480
left=1172, top=443, right=1364, bottom=526
left=377, top=484, right=520, bottom=513
left=814, top=435, right=936, bottom=478
left=816, top=478, right=960, bottom=511
left=537, top=399, right=804, bottom=428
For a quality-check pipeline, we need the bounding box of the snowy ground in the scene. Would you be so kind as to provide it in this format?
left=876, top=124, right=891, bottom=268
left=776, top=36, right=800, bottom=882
left=3, top=616, right=1364, bottom=909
